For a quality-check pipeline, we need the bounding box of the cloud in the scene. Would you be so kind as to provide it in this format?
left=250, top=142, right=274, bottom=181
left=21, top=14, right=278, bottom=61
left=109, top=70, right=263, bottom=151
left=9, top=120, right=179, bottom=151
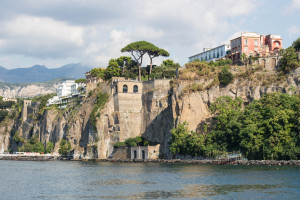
left=283, top=0, right=300, bottom=14
left=0, top=15, right=84, bottom=58
left=287, top=25, right=300, bottom=37
left=0, top=0, right=259, bottom=69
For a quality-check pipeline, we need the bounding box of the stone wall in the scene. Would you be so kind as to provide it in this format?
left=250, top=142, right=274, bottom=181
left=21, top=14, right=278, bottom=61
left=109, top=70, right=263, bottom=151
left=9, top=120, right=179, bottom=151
left=256, top=55, right=281, bottom=70
left=111, top=147, right=130, bottom=159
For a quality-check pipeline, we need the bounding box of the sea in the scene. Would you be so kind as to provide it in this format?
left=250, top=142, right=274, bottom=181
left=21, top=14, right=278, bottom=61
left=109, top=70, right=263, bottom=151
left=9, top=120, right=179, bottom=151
left=0, top=160, right=299, bottom=199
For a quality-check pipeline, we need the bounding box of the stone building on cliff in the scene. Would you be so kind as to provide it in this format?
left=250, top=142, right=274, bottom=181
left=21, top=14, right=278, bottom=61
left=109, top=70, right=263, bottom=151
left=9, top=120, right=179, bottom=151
left=229, top=32, right=283, bottom=65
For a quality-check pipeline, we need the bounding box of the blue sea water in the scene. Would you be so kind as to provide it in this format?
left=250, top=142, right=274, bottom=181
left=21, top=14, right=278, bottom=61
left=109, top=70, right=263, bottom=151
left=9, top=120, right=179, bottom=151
left=0, top=160, right=299, bottom=199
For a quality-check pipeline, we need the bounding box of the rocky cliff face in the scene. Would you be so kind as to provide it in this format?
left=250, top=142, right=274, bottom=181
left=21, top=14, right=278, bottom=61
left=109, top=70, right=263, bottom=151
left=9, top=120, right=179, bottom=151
left=0, top=118, right=15, bottom=153
left=172, top=68, right=299, bottom=132
left=0, top=83, right=59, bottom=98
left=1, top=67, right=299, bottom=159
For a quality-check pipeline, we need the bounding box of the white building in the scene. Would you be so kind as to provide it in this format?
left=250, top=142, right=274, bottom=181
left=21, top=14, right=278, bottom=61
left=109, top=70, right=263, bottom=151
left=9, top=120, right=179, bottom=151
left=57, top=80, right=78, bottom=97
left=47, top=80, right=79, bottom=107
left=189, top=44, right=231, bottom=62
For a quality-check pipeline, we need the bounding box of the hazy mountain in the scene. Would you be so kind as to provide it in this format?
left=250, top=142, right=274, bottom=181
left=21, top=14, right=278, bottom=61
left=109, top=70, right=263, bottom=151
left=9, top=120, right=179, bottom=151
left=0, top=63, right=93, bottom=83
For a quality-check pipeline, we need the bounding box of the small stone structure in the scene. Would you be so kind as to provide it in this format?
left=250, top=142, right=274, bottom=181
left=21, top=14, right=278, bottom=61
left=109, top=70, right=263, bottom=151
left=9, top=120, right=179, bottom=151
left=22, top=100, right=40, bottom=121
left=112, top=77, right=143, bottom=113
left=254, top=55, right=281, bottom=70
left=130, top=144, right=160, bottom=160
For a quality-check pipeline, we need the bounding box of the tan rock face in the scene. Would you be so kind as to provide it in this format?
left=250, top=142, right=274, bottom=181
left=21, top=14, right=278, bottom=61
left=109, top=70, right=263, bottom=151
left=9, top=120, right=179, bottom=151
left=0, top=118, right=14, bottom=153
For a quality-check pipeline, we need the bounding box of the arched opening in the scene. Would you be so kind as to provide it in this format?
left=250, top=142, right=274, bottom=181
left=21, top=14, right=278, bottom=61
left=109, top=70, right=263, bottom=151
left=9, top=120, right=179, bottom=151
left=142, top=150, right=145, bottom=160
left=123, top=85, right=128, bottom=93
left=134, top=150, right=137, bottom=159
left=271, top=58, right=276, bottom=67
left=133, top=85, right=138, bottom=93
left=262, top=59, right=266, bottom=68
left=273, top=41, right=281, bottom=48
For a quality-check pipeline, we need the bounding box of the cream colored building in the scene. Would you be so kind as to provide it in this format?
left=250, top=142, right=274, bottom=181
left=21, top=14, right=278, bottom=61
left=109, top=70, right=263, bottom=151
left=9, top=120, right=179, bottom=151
left=130, top=144, right=160, bottom=160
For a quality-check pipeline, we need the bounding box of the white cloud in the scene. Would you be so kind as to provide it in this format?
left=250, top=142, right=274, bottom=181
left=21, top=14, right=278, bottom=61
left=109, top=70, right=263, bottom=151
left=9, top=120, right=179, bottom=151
left=0, top=0, right=260, bottom=69
left=0, top=15, right=84, bottom=58
left=283, top=0, right=300, bottom=14
left=287, top=25, right=300, bottom=37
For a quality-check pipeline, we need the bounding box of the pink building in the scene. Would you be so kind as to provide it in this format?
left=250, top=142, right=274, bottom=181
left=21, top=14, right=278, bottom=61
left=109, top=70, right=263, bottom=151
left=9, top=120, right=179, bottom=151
left=230, top=32, right=282, bottom=64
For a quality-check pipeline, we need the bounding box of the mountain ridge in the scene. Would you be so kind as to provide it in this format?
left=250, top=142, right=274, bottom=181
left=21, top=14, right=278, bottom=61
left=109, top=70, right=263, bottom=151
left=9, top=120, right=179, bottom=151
left=0, top=63, right=93, bottom=83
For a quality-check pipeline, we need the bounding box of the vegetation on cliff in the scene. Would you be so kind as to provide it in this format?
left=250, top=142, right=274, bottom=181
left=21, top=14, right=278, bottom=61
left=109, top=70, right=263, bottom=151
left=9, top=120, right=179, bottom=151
left=18, top=135, right=45, bottom=153
left=292, top=37, right=300, bottom=52
left=0, top=96, right=17, bottom=123
left=121, top=41, right=169, bottom=80
left=170, top=93, right=300, bottom=160
left=279, top=47, right=300, bottom=72
left=90, top=91, right=109, bottom=130
left=58, top=139, right=71, bottom=155
left=89, top=41, right=176, bottom=81
left=114, top=136, right=155, bottom=148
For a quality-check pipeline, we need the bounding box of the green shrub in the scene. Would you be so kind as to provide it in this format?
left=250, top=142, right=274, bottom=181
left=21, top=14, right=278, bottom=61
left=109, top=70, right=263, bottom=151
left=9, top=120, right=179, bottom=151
left=0, top=110, right=8, bottom=123
left=75, top=78, right=86, bottom=84
left=118, top=136, right=150, bottom=147
left=279, top=47, right=300, bottom=72
left=46, top=141, right=54, bottom=153
left=58, top=139, right=71, bottom=155
left=13, top=132, right=25, bottom=144
left=18, top=135, right=44, bottom=153
left=114, top=142, right=126, bottom=148
left=218, top=66, right=234, bottom=87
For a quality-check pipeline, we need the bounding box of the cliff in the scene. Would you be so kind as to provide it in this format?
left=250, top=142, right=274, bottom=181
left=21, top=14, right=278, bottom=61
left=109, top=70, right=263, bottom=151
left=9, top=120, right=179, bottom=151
left=0, top=66, right=299, bottom=159
left=0, top=82, right=60, bottom=98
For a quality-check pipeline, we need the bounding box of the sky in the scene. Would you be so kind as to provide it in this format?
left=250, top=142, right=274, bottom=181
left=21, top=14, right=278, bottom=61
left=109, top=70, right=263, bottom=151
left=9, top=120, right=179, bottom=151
left=0, top=0, right=300, bottom=69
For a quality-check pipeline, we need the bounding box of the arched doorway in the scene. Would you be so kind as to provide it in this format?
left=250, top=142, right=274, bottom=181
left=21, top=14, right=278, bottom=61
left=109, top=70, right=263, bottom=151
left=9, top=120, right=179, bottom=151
left=134, top=150, right=137, bottom=159
left=123, top=85, right=128, bottom=93
left=133, top=85, right=138, bottom=93
left=261, top=59, right=266, bottom=68
left=142, top=150, right=145, bottom=160
left=273, top=41, right=281, bottom=49
left=271, top=58, right=276, bottom=67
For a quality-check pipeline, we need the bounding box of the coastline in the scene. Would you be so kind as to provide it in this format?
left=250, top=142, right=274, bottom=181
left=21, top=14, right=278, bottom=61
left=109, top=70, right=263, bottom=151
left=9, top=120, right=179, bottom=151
left=93, top=159, right=300, bottom=166
left=1, top=155, right=300, bottom=166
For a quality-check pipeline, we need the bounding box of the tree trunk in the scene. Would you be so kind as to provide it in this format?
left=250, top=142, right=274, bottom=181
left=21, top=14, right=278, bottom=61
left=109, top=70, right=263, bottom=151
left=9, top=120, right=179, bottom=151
left=138, top=64, right=141, bottom=81
left=149, top=58, right=153, bottom=80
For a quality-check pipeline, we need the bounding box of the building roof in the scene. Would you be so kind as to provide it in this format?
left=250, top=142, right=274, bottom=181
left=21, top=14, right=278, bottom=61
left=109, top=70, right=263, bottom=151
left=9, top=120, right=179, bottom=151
left=189, top=44, right=230, bottom=58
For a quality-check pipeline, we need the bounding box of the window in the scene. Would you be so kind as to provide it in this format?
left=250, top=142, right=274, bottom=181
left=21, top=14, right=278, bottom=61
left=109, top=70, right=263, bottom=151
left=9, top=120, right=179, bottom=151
left=244, top=38, right=248, bottom=45
left=133, top=85, right=138, bottom=93
left=123, top=85, right=128, bottom=93
left=217, top=52, right=219, bottom=58
left=254, top=39, right=258, bottom=46
left=213, top=52, right=215, bottom=58
left=254, top=47, right=258, bottom=51
left=115, top=85, right=118, bottom=93
left=221, top=50, right=223, bottom=56
left=244, top=47, right=248, bottom=51
left=275, top=42, right=280, bottom=47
